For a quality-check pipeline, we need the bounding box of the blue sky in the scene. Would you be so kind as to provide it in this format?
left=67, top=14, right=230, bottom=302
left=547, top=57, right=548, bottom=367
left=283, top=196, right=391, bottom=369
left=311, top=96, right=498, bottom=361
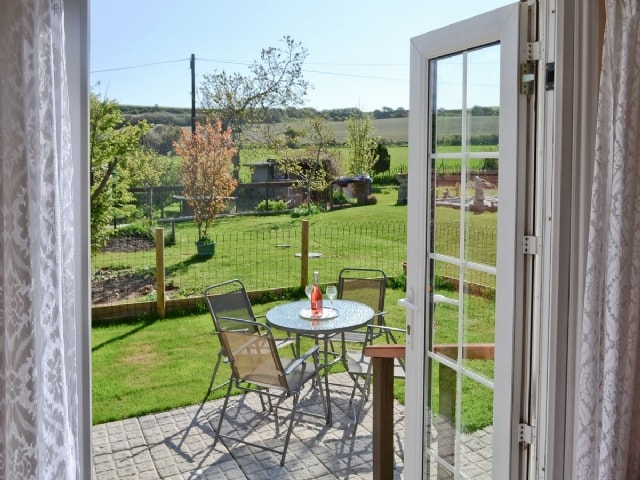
left=90, top=0, right=512, bottom=111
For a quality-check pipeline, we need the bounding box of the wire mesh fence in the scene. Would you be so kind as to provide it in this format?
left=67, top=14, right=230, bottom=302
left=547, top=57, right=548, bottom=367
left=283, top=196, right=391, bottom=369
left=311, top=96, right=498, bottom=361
left=91, top=221, right=409, bottom=317
left=91, top=219, right=499, bottom=321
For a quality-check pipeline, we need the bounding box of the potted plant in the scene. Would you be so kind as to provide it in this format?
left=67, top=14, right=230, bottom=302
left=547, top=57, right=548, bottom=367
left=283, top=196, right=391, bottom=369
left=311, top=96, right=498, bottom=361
left=174, top=117, right=238, bottom=258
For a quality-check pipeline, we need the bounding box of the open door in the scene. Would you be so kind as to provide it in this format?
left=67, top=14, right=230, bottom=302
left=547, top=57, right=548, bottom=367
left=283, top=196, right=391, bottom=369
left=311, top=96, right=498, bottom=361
left=403, top=3, right=536, bottom=479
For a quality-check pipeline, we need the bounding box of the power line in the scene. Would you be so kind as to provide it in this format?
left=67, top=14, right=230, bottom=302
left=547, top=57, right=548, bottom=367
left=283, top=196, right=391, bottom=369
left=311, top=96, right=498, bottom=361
left=90, top=58, right=189, bottom=74
left=91, top=56, right=408, bottom=82
left=303, top=68, right=407, bottom=82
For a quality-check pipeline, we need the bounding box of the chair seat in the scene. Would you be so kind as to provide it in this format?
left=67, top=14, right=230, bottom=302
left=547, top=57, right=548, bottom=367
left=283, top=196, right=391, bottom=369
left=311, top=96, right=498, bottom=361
left=281, top=358, right=318, bottom=392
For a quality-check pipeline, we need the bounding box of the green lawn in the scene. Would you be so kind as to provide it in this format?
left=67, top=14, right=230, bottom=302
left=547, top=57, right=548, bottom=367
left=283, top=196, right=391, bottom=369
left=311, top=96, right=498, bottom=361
left=91, top=286, right=408, bottom=424
left=92, top=186, right=497, bottom=433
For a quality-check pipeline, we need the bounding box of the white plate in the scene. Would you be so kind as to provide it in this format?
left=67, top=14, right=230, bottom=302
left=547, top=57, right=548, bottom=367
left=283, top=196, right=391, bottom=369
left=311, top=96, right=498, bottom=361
left=299, top=307, right=339, bottom=320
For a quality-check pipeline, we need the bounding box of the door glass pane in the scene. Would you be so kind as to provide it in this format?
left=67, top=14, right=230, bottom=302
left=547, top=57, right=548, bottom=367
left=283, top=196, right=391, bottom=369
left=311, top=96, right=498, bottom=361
left=427, top=41, right=499, bottom=479
left=459, top=382, right=494, bottom=479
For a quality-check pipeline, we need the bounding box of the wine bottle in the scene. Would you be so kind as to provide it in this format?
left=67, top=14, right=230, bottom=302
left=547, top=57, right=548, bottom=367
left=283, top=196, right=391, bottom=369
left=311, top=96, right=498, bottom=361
left=310, top=271, right=323, bottom=316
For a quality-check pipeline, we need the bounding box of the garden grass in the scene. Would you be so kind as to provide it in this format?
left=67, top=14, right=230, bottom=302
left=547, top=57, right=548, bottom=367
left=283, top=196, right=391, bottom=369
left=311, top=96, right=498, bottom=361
left=92, top=184, right=498, bottom=433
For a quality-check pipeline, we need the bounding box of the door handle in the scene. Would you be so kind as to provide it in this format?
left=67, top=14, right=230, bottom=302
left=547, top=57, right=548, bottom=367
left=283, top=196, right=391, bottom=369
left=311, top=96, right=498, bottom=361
left=398, top=297, right=419, bottom=311
left=433, top=293, right=458, bottom=306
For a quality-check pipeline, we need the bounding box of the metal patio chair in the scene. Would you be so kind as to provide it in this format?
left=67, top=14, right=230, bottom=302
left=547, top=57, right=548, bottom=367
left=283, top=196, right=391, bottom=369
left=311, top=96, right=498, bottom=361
left=331, top=268, right=405, bottom=433
left=202, top=279, right=294, bottom=402
left=212, top=315, right=328, bottom=465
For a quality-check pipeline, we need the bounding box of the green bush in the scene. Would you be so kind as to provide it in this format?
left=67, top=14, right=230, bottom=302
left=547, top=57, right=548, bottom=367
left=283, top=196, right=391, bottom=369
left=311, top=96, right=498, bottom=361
left=332, top=189, right=351, bottom=205
left=111, top=223, right=153, bottom=240
left=291, top=203, right=322, bottom=217
left=256, top=199, right=289, bottom=211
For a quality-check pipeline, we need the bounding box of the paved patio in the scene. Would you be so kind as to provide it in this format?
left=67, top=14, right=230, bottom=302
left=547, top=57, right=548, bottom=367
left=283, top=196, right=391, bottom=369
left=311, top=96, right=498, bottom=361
left=92, top=373, right=405, bottom=479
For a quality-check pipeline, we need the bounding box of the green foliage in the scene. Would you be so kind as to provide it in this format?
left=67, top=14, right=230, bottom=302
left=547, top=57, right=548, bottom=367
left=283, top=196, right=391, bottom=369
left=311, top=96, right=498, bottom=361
left=332, top=189, right=352, bottom=205
left=291, top=202, right=322, bottom=217
left=141, top=124, right=182, bottom=155
left=255, top=199, right=289, bottom=211
left=482, top=157, right=499, bottom=171
left=267, top=115, right=339, bottom=209
left=119, top=104, right=409, bottom=127
left=387, top=272, right=406, bottom=291
left=163, top=227, right=176, bottom=247
left=372, top=140, right=391, bottom=174
left=90, top=92, right=150, bottom=250
left=438, top=134, right=499, bottom=146
left=344, top=111, right=378, bottom=177
left=110, top=224, right=153, bottom=240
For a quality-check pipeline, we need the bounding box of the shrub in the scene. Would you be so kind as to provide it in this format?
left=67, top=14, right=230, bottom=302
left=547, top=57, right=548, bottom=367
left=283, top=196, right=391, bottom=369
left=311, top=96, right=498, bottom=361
left=291, top=203, right=322, bottom=217
left=332, top=189, right=351, bottom=205
left=366, top=195, right=378, bottom=205
left=256, top=199, right=289, bottom=211
left=482, top=157, right=499, bottom=171
left=111, top=224, right=153, bottom=240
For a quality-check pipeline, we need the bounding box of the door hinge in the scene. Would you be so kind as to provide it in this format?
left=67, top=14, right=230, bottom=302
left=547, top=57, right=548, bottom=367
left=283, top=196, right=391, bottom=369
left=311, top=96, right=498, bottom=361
left=522, top=235, right=541, bottom=255
left=520, top=61, right=536, bottom=95
left=518, top=423, right=536, bottom=445
left=528, top=41, right=541, bottom=61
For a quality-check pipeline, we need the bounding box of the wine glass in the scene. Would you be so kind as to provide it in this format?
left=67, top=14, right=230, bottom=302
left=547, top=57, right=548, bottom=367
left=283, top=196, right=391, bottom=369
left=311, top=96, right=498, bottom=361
left=326, top=285, right=337, bottom=308
left=305, top=284, right=313, bottom=300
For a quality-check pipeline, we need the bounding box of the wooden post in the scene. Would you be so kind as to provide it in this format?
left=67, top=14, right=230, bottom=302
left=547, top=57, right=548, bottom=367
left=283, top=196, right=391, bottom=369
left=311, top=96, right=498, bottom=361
left=364, top=344, right=405, bottom=480
left=300, top=219, right=309, bottom=287
left=155, top=228, right=166, bottom=318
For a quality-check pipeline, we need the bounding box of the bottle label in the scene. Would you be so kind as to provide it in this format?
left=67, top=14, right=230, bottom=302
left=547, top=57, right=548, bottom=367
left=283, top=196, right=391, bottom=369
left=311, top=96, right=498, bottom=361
left=311, top=283, right=323, bottom=315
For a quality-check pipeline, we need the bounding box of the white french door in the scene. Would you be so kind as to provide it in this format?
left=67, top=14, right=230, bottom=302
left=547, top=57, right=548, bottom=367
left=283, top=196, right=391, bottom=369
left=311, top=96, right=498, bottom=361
left=404, top=3, right=535, bottom=479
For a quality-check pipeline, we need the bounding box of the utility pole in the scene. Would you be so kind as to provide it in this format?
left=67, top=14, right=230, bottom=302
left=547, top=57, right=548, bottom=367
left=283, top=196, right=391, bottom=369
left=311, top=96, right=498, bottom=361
left=190, top=53, right=196, bottom=133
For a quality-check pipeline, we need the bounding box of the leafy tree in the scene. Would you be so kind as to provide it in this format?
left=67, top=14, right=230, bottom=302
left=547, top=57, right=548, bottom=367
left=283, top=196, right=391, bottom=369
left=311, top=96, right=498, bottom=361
left=345, top=110, right=378, bottom=177
left=129, top=148, right=182, bottom=220
left=266, top=115, right=339, bottom=211
left=371, top=140, right=391, bottom=174
left=142, top=124, right=182, bottom=155
left=199, top=36, right=309, bottom=176
left=174, top=117, right=238, bottom=242
left=90, top=92, right=149, bottom=249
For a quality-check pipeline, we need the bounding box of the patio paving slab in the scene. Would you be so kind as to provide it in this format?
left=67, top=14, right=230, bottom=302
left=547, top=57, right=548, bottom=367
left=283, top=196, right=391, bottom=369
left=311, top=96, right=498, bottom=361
left=92, top=373, right=405, bottom=480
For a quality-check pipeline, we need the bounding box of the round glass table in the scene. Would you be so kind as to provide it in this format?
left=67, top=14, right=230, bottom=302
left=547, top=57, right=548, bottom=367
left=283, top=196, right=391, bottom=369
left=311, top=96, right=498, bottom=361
left=266, top=299, right=374, bottom=424
left=266, top=299, right=374, bottom=335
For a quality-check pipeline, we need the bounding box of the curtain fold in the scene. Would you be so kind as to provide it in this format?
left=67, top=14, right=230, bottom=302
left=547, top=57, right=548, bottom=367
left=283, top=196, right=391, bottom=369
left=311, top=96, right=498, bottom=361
left=577, top=1, right=640, bottom=479
left=0, top=0, right=79, bottom=478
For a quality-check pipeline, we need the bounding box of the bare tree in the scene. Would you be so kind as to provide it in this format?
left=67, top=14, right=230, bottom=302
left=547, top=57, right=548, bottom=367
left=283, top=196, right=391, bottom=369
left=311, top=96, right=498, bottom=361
left=199, top=36, right=310, bottom=176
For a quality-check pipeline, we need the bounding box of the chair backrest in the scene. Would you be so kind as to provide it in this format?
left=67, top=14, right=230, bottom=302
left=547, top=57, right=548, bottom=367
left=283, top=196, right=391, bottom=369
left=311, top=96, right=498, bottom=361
left=338, top=268, right=386, bottom=325
left=216, top=317, right=288, bottom=390
left=204, top=279, right=259, bottom=334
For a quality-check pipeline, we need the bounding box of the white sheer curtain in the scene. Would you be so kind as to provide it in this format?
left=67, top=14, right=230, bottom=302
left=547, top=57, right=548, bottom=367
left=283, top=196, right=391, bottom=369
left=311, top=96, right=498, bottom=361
left=0, top=0, right=80, bottom=478
left=577, top=1, right=640, bottom=479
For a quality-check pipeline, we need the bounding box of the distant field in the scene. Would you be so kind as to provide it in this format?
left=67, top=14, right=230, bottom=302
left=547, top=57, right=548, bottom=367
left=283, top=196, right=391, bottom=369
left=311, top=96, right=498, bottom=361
left=264, top=116, right=497, bottom=145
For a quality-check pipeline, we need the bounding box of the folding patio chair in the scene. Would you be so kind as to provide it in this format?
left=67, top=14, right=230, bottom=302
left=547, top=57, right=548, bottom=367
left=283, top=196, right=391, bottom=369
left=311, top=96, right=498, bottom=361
left=330, top=268, right=405, bottom=433
left=212, top=316, right=328, bottom=465
left=202, top=279, right=294, bottom=403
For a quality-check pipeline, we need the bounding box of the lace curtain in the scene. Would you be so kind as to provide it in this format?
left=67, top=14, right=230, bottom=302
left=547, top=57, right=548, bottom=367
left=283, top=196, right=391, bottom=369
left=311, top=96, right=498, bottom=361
left=0, top=0, right=80, bottom=478
left=577, top=1, right=640, bottom=479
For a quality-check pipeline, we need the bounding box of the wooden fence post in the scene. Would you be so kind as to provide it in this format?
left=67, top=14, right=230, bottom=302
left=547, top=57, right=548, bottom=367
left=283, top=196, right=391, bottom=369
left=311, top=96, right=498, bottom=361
left=155, top=228, right=166, bottom=318
left=300, top=219, right=309, bottom=287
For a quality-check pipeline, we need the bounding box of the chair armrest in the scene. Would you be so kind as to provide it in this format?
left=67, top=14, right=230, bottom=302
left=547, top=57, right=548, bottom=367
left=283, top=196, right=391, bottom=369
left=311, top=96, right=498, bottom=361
left=367, top=324, right=406, bottom=334
left=283, top=345, right=320, bottom=374
left=218, top=316, right=271, bottom=336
